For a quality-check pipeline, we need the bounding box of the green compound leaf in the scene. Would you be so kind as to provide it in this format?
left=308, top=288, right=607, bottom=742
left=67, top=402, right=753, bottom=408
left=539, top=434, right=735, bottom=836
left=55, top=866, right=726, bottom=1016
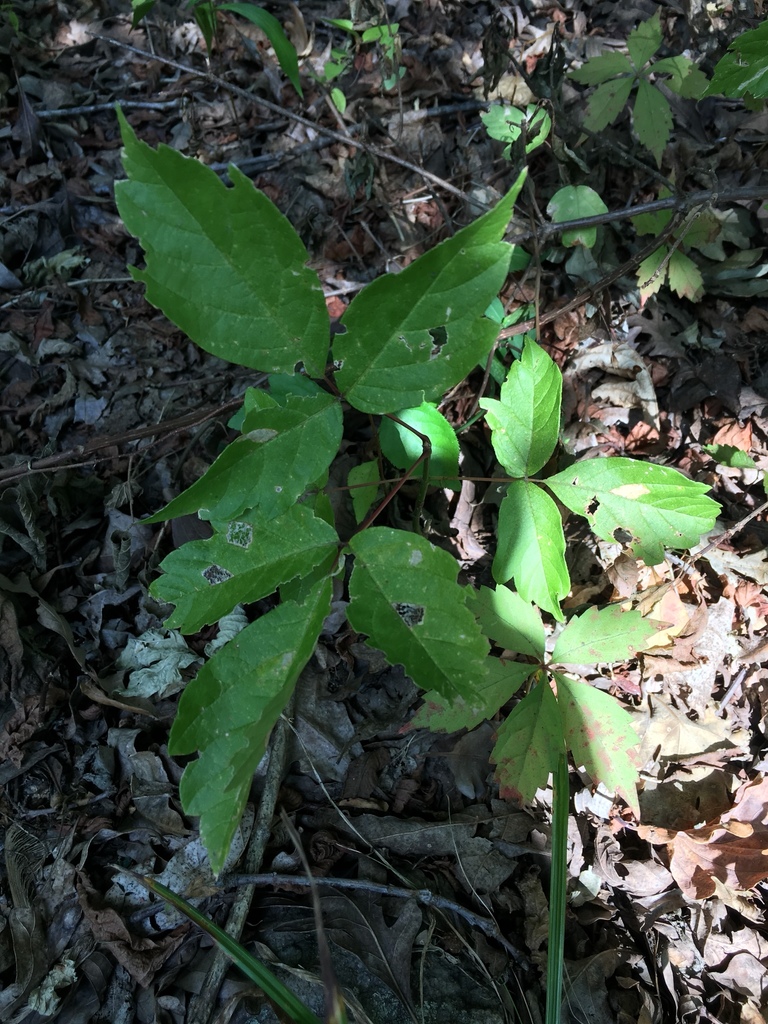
left=569, top=52, right=633, bottom=86
left=667, top=248, right=704, bottom=301
left=348, top=460, right=382, bottom=524
left=151, top=504, right=339, bottom=633
left=493, top=480, right=569, bottom=621
left=408, top=656, right=532, bottom=733
left=704, top=20, right=768, bottom=100
left=583, top=76, right=635, bottom=132
left=627, top=10, right=662, bottom=69
left=468, top=585, right=545, bottom=660
left=633, top=78, right=673, bottom=165
left=552, top=605, right=657, bottom=665
left=379, top=403, right=460, bottom=490
left=547, top=186, right=608, bottom=249
left=492, top=673, right=564, bottom=803
left=480, top=338, right=562, bottom=478
left=347, top=528, right=489, bottom=699
left=334, top=173, right=526, bottom=414
left=217, top=4, right=303, bottom=97
left=115, top=110, right=329, bottom=377
left=146, top=389, right=342, bottom=524
left=547, top=457, right=720, bottom=566
left=169, top=580, right=331, bottom=875
left=554, top=672, right=640, bottom=817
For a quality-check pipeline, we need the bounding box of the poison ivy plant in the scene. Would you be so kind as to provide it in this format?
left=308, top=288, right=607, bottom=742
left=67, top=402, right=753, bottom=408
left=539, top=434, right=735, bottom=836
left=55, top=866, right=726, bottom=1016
left=115, top=111, right=720, bottom=878
left=569, top=9, right=708, bottom=165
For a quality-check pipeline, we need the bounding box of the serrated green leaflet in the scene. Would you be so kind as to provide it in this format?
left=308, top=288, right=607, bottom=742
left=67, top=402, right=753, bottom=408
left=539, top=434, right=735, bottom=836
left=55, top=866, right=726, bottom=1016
left=569, top=52, right=633, bottom=85
left=667, top=249, right=704, bottom=301
left=347, top=528, right=489, bottom=699
left=583, top=77, right=634, bottom=132
left=633, top=78, right=672, bottom=165
left=704, top=444, right=757, bottom=470
left=151, top=505, right=338, bottom=633
left=480, top=338, right=561, bottom=477
left=169, top=579, right=332, bottom=875
left=546, top=457, right=719, bottom=566
left=627, top=10, right=661, bottom=69
left=554, top=672, right=640, bottom=816
left=493, top=480, right=569, bottom=620
left=115, top=110, right=329, bottom=377
left=145, top=389, right=342, bottom=524
left=409, top=657, right=532, bottom=733
left=492, top=673, right=563, bottom=803
left=334, top=173, right=526, bottom=413
left=379, top=403, right=460, bottom=489
left=552, top=605, right=656, bottom=665
left=469, top=585, right=545, bottom=659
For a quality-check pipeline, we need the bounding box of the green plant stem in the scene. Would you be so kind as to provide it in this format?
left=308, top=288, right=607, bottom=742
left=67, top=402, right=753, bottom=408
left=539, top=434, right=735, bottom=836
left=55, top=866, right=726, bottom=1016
left=546, top=752, right=569, bottom=1024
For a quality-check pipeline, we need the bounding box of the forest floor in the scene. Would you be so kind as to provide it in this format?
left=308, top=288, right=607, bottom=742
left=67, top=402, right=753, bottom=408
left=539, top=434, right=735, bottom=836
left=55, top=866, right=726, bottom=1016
left=2, top=1, right=768, bottom=1022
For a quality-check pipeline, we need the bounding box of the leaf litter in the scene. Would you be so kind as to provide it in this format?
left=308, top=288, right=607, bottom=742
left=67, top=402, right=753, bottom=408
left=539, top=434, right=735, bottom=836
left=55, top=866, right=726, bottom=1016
left=2, top=1, right=768, bottom=1022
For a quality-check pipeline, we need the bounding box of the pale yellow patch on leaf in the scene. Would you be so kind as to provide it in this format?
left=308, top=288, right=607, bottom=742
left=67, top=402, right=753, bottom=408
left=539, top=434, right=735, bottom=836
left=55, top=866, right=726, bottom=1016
left=611, top=483, right=650, bottom=499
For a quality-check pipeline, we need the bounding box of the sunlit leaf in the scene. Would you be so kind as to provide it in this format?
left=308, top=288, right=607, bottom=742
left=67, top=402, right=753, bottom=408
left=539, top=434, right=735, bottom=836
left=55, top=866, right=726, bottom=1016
left=492, top=674, right=564, bottom=803
left=552, top=605, right=656, bottom=664
left=379, top=403, right=460, bottom=489
left=347, top=528, right=489, bottom=699
left=408, top=657, right=532, bottom=733
left=547, top=186, right=608, bottom=248
left=469, top=585, right=545, bottom=659
left=480, top=338, right=562, bottom=477
left=547, top=457, right=719, bottom=565
left=554, top=672, right=640, bottom=816
left=705, top=20, right=768, bottom=100
left=667, top=248, right=704, bottom=301
left=493, top=480, right=569, bottom=620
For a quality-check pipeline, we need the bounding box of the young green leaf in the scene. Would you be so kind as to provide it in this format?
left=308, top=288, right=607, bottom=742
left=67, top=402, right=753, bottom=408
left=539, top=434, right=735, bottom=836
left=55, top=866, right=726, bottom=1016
left=145, top=389, right=342, bottom=524
left=169, top=579, right=332, bottom=875
left=334, top=172, right=527, bottom=413
left=480, top=338, right=562, bottom=478
left=480, top=105, right=551, bottom=157
left=546, top=457, right=720, bottom=566
left=547, top=186, right=608, bottom=249
left=379, top=403, right=460, bottom=489
left=703, top=444, right=757, bottom=470
left=632, top=78, right=673, bottom=165
left=704, top=20, right=768, bottom=100
left=347, top=528, right=489, bottom=699
left=493, top=480, right=569, bottom=621
left=408, top=657, right=533, bottom=733
left=217, top=4, right=303, bottom=96
left=115, top=110, right=329, bottom=377
left=492, top=673, right=564, bottom=803
left=468, top=585, right=545, bottom=660
left=551, top=605, right=656, bottom=665
left=348, top=460, right=382, bottom=523
left=151, top=504, right=339, bottom=633
left=627, top=10, right=662, bottom=69
left=553, top=672, right=640, bottom=817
